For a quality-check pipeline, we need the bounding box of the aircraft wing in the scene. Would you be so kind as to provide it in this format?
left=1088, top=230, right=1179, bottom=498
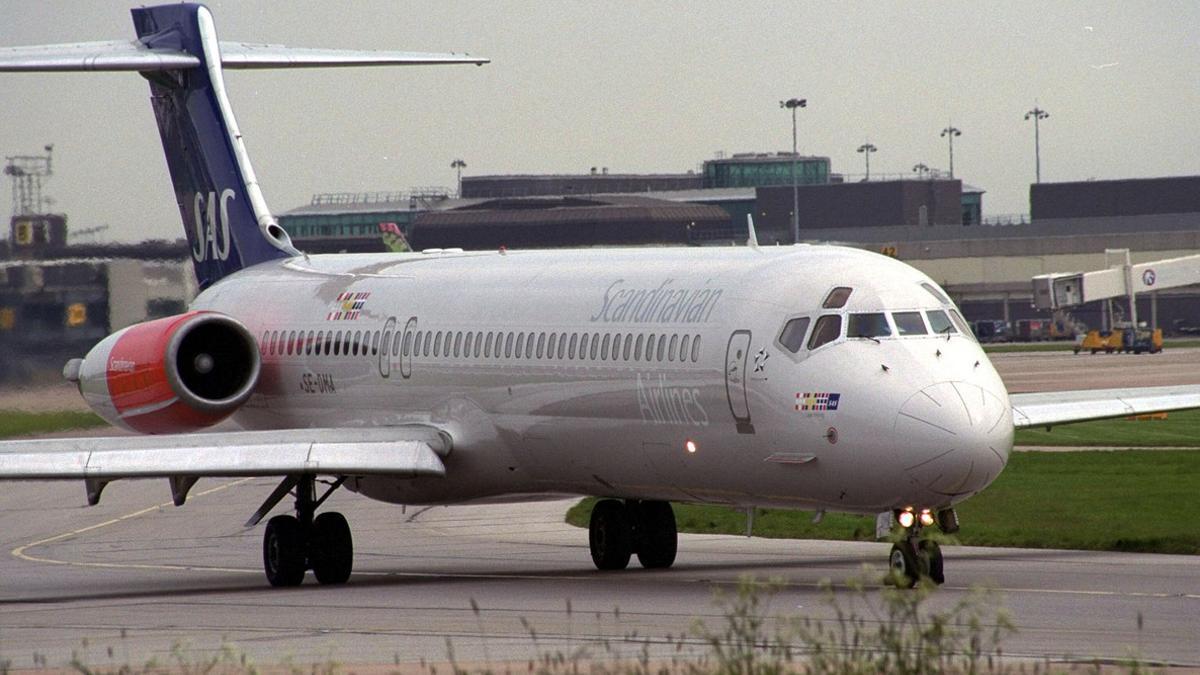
left=0, top=426, right=449, bottom=480
left=1010, top=385, right=1200, bottom=429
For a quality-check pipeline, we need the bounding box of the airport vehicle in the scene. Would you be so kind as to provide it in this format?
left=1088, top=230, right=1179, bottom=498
left=3, top=4, right=1200, bottom=589
left=971, top=320, right=1010, bottom=343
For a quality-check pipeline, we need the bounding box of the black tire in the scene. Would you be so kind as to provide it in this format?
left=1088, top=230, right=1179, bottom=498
left=589, top=499, right=632, bottom=570
left=312, top=511, right=353, bottom=585
left=263, top=515, right=306, bottom=587
left=919, top=540, right=944, bottom=585
left=889, top=542, right=919, bottom=588
left=634, top=501, right=677, bottom=569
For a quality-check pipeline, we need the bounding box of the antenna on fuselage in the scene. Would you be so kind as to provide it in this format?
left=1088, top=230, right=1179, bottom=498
left=746, top=214, right=760, bottom=250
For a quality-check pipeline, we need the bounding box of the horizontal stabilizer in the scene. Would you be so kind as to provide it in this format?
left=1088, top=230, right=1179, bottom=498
left=1010, top=384, right=1200, bottom=429
left=0, top=426, right=450, bottom=479
left=0, top=40, right=487, bottom=72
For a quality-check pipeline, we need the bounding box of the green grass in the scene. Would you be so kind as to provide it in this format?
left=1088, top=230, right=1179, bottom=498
left=0, top=410, right=107, bottom=439
left=1014, top=408, right=1200, bottom=446
left=567, top=450, right=1200, bottom=554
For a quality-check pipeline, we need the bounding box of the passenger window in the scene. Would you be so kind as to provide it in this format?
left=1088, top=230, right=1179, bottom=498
left=453, top=332, right=462, bottom=358
left=465, top=332, right=474, bottom=357
left=443, top=332, right=453, bottom=357
left=778, top=317, right=811, bottom=353
left=668, top=335, right=678, bottom=362
left=569, top=333, right=578, bottom=359
left=656, top=336, right=667, bottom=361
left=402, top=331, right=411, bottom=357
left=634, top=334, right=645, bottom=360
left=423, top=332, right=432, bottom=357
left=261, top=331, right=269, bottom=354
left=558, top=333, right=567, bottom=359
left=601, top=334, right=611, bottom=360
left=691, top=335, right=701, bottom=362
left=372, top=331, right=381, bottom=356
left=848, top=313, right=892, bottom=338
left=548, top=333, right=558, bottom=359
left=474, top=334, right=483, bottom=358
left=680, top=334, right=691, bottom=361
left=433, top=331, right=442, bottom=357
left=822, top=287, right=853, bottom=309
left=590, top=334, right=600, bottom=360
left=623, top=334, right=633, bottom=360
left=927, top=310, right=957, bottom=335
left=516, top=332, right=527, bottom=359
left=579, top=334, right=590, bottom=360
left=525, top=334, right=535, bottom=359
left=505, top=332, right=514, bottom=358
left=645, top=335, right=656, bottom=361
left=484, top=332, right=494, bottom=358
left=893, top=311, right=927, bottom=336
left=808, top=315, right=842, bottom=350
left=333, top=331, right=343, bottom=356
left=536, top=333, right=546, bottom=359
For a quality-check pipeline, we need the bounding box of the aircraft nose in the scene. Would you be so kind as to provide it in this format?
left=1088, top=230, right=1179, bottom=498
left=894, top=381, right=1012, bottom=498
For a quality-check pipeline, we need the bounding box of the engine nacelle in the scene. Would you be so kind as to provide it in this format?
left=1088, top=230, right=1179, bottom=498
left=74, top=311, right=261, bottom=434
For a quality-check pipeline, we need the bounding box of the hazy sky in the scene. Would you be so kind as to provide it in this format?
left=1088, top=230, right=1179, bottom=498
left=2, top=2, right=1198, bottom=242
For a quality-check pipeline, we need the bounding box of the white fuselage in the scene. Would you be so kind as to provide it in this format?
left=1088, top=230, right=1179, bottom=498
left=195, top=244, right=1013, bottom=515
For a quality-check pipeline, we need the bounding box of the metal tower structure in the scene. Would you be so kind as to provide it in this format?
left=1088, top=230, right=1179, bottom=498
left=4, top=144, right=54, bottom=216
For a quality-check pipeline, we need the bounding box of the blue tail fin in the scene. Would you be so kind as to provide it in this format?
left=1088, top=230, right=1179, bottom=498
left=0, top=2, right=487, bottom=290
left=132, top=4, right=297, bottom=289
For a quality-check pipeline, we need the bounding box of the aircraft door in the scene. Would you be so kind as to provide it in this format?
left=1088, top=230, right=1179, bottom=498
left=400, top=316, right=417, bottom=379
left=378, top=316, right=396, bottom=378
left=725, top=330, right=754, bottom=434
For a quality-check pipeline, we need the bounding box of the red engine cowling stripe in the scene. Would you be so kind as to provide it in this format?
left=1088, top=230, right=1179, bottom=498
left=121, top=399, right=230, bottom=435
left=106, top=311, right=204, bottom=417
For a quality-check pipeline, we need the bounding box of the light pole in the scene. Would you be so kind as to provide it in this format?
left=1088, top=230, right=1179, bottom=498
left=451, top=158, right=466, bottom=196
left=1024, top=106, right=1049, bottom=183
left=856, top=142, right=876, bottom=181
left=912, top=163, right=930, bottom=178
left=940, top=124, right=961, bottom=178
left=779, top=97, right=806, bottom=243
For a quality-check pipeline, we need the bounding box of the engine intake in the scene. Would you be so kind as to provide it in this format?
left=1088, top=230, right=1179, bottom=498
left=75, top=311, right=261, bottom=434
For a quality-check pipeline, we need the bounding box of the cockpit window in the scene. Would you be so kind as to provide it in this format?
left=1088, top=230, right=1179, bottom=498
left=949, top=309, right=976, bottom=341
left=927, top=309, right=957, bottom=335
left=822, top=287, right=853, bottom=309
left=847, top=312, right=892, bottom=338
left=778, top=317, right=811, bottom=353
left=893, top=311, right=928, bottom=335
left=808, top=314, right=842, bottom=350
left=921, top=282, right=950, bottom=305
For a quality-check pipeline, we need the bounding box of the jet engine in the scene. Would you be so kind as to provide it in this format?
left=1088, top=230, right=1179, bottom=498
left=69, top=311, right=261, bottom=434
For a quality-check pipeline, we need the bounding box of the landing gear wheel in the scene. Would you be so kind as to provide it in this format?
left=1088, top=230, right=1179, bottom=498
left=889, top=542, right=919, bottom=588
left=633, top=501, right=677, bottom=569
left=919, top=540, right=944, bottom=585
left=311, top=511, right=353, bottom=585
left=589, top=499, right=632, bottom=570
left=264, top=515, right=306, bottom=587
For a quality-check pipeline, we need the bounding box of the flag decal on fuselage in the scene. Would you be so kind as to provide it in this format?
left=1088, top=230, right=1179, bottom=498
left=327, top=292, right=371, bottom=321
left=796, top=392, right=841, bottom=412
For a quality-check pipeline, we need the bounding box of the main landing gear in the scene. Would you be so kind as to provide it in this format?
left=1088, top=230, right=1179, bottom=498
left=888, top=507, right=957, bottom=588
left=588, top=499, right=678, bottom=570
left=256, top=475, right=353, bottom=587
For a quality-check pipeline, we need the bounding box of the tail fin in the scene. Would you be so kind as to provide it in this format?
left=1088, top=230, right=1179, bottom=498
left=0, top=3, right=487, bottom=289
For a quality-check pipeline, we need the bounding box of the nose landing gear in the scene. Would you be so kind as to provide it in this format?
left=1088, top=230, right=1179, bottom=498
left=588, top=499, right=678, bottom=571
left=888, top=507, right=952, bottom=588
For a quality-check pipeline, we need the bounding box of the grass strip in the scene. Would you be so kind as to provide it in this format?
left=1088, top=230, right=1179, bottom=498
left=567, top=450, right=1200, bottom=554
left=0, top=410, right=107, bottom=440
left=1014, top=408, right=1200, bottom=446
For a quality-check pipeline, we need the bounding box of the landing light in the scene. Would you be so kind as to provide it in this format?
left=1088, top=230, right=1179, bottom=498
left=897, top=509, right=916, bottom=529
left=684, top=439, right=698, bottom=454
left=919, top=509, right=935, bottom=527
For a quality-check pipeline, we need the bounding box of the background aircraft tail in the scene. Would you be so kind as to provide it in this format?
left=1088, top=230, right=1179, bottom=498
left=0, top=2, right=488, bottom=289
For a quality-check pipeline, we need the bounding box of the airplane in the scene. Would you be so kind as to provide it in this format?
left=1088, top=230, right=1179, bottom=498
left=3, top=3, right=1200, bottom=589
